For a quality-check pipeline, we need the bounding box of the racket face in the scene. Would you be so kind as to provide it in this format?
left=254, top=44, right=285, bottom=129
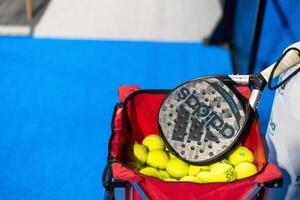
left=158, top=76, right=250, bottom=165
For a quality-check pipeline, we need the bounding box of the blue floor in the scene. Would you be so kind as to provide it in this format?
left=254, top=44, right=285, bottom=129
left=0, top=37, right=273, bottom=200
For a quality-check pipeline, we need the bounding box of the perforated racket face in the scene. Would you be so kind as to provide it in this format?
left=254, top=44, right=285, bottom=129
left=159, top=77, right=248, bottom=164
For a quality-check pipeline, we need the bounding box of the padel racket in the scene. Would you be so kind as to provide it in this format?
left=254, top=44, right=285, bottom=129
left=158, top=42, right=300, bottom=165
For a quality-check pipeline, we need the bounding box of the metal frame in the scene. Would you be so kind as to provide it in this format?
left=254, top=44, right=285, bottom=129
left=248, top=0, right=267, bottom=74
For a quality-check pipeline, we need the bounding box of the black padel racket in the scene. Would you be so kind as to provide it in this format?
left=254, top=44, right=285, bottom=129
left=158, top=42, right=300, bottom=165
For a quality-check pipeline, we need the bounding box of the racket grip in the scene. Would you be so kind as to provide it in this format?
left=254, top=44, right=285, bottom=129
left=261, top=42, right=300, bottom=81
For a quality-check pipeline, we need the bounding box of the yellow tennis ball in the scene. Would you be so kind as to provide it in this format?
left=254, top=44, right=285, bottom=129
left=126, top=142, right=148, bottom=164
left=166, top=158, right=189, bottom=179
left=169, top=152, right=177, bottom=159
left=164, top=178, right=178, bottom=182
left=228, top=146, right=254, bottom=166
left=189, top=165, right=210, bottom=176
left=133, top=142, right=148, bottom=164
left=147, top=150, right=169, bottom=169
left=196, top=171, right=214, bottom=183
left=142, top=134, right=165, bottom=151
left=165, top=147, right=177, bottom=159
left=159, top=170, right=170, bottom=179
left=180, top=176, right=202, bottom=183
left=235, top=162, right=257, bottom=179
left=210, top=162, right=236, bottom=182
left=201, top=165, right=210, bottom=171
left=139, top=167, right=160, bottom=178
left=210, top=162, right=234, bottom=174
left=209, top=159, right=231, bottom=170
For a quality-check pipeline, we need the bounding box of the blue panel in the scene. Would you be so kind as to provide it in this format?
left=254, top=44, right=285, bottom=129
left=256, top=0, right=300, bottom=71
left=0, top=37, right=232, bottom=200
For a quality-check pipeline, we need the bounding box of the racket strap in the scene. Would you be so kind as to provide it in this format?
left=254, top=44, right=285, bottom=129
left=268, top=47, right=300, bottom=90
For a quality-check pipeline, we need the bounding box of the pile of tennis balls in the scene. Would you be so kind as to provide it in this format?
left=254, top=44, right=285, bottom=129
left=125, top=134, right=258, bottom=183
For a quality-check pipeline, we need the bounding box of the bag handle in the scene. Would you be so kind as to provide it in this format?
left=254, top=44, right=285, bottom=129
left=118, top=85, right=141, bottom=103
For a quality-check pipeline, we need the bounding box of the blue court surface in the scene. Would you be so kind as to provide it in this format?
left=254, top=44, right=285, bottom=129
left=0, top=37, right=274, bottom=200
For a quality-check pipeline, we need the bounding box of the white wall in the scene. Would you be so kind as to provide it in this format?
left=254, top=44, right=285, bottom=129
left=34, top=0, right=222, bottom=42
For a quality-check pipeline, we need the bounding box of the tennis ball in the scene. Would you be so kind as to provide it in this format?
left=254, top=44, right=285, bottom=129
left=196, top=171, right=214, bottom=183
left=165, top=147, right=177, bottom=158
left=142, top=134, right=165, bottom=151
left=147, top=150, right=169, bottom=169
left=210, top=162, right=236, bottom=182
left=228, top=146, right=254, bottom=166
left=133, top=142, right=148, bottom=164
left=159, top=170, right=170, bottom=179
left=180, top=176, right=202, bottom=183
left=169, top=152, right=177, bottom=159
left=235, top=162, right=257, bottom=179
left=209, top=159, right=231, bottom=170
left=166, top=158, right=189, bottom=179
left=139, top=167, right=160, bottom=178
left=189, top=165, right=210, bottom=176
left=164, top=178, right=178, bottom=182
left=126, top=142, right=148, bottom=164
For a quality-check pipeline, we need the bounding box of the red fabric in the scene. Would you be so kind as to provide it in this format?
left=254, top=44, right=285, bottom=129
left=243, top=120, right=267, bottom=171
left=118, top=85, right=141, bottom=103
left=112, top=162, right=143, bottom=183
left=236, top=86, right=251, bottom=99
left=110, top=106, right=129, bottom=159
left=253, top=163, right=282, bottom=183
left=112, top=163, right=281, bottom=200
left=124, top=93, right=166, bottom=143
left=109, top=86, right=282, bottom=200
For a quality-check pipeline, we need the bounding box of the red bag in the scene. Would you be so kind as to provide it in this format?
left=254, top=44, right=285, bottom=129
left=103, top=86, right=282, bottom=200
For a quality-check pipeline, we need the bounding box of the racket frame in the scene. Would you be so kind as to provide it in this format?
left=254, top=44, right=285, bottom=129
left=158, top=75, right=259, bottom=165
left=158, top=46, right=300, bottom=165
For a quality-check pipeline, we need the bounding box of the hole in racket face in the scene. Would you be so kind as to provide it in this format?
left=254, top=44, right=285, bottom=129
left=159, top=77, right=247, bottom=164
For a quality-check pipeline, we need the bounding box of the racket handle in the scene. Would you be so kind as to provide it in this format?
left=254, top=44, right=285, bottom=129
left=261, top=42, right=300, bottom=82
